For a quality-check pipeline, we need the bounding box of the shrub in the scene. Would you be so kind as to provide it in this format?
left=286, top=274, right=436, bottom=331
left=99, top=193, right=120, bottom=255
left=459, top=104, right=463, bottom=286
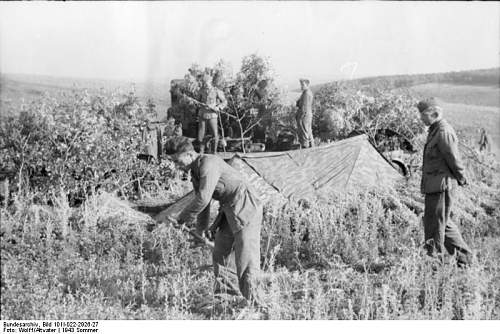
left=0, top=91, right=176, bottom=203
left=312, top=83, right=424, bottom=149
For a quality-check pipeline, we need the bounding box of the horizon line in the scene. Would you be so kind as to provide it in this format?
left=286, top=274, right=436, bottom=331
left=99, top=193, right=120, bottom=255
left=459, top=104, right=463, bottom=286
left=2, top=65, right=499, bottom=88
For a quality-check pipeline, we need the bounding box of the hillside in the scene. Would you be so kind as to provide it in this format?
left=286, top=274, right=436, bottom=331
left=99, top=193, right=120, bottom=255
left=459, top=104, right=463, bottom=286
left=311, top=67, right=500, bottom=93
left=310, top=68, right=500, bottom=157
left=2, top=70, right=499, bottom=156
left=409, top=83, right=500, bottom=157
left=0, top=74, right=171, bottom=119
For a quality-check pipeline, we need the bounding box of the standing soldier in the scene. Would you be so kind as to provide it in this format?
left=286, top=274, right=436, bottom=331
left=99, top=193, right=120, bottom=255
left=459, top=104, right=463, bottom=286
left=252, top=79, right=271, bottom=144
left=197, top=73, right=227, bottom=154
left=296, top=78, right=314, bottom=148
left=164, top=136, right=264, bottom=305
left=478, top=127, right=490, bottom=153
left=417, top=98, right=472, bottom=267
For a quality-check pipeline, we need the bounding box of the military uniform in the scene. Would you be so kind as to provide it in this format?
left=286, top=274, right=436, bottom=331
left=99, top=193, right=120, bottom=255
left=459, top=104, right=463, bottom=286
left=478, top=129, right=490, bottom=152
left=197, top=86, right=227, bottom=153
left=296, top=87, right=314, bottom=148
left=421, top=118, right=472, bottom=266
left=178, top=154, right=263, bottom=301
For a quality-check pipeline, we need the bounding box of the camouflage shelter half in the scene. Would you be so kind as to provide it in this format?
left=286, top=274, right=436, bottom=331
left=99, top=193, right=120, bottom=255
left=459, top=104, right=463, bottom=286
left=228, top=134, right=402, bottom=203
left=156, top=135, right=402, bottom=221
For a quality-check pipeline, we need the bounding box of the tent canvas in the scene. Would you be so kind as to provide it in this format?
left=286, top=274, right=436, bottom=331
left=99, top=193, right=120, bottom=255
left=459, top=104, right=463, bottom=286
left=229, top=134, right=402, bottom=202
left=155, top=134, right=402, bottom=221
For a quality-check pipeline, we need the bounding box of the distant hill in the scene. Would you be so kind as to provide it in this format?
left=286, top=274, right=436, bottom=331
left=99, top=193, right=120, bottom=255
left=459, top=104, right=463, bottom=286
left=310, top=67, right=500, bottom=93
left=0, top=73, right=172, bottom=118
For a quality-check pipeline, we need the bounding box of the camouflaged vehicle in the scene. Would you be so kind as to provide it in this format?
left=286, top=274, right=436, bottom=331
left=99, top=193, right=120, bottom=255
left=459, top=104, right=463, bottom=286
left=140, top=80, right=415, bottom=177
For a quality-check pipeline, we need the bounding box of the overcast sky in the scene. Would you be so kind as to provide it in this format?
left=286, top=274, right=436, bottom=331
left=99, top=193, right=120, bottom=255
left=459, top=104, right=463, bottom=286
left=0, top=1, right=498, bottom=87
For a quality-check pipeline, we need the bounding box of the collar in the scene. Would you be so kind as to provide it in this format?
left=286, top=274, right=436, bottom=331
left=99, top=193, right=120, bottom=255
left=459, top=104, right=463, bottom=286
left=189, top=154, right=203, bottom=176
left=428, top=118, right=444, bottom=133
left=426, top=119, right=445, bottom=144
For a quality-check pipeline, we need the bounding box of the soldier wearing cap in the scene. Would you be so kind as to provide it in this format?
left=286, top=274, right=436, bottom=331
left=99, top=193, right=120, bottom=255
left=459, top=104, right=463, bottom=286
left=163, top=136, right=264, bottom=304
left=197, top=72, right=227, bottom=154
left=417, top=98, right=472, bottom=267
left=295, top=78, right=314, bottom=148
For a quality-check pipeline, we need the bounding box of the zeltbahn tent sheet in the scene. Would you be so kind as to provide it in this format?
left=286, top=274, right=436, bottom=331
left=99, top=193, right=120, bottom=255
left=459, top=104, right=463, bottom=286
left=156, top=135, right=402, bottom=220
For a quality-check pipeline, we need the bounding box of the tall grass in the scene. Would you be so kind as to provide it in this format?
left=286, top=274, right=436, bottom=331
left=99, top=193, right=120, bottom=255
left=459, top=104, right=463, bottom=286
left=2, top=159, right=499, bottom=319
left=1, top=82, right=498, bottom=320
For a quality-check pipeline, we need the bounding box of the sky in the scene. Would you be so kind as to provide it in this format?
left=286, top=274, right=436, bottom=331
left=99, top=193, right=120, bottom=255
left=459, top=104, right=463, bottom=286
left=0, top=1, right=499, bottom=87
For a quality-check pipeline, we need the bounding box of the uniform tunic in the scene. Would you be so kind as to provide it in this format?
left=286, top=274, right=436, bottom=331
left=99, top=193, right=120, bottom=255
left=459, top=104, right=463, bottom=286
left=198, top=86, right=227, bottom=120
left=296, top=88, right=314, bottom=148
left=197, top=86, right=227, bottom=153
left=421, top=119, right=472, bottom=266
left=178, top=154, right=263, bottom=300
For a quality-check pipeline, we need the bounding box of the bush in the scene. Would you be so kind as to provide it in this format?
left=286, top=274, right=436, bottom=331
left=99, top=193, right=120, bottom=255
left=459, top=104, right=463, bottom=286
left=312, top=83, right=424, bottom=149
left=0, top=91, right=176, bottom=203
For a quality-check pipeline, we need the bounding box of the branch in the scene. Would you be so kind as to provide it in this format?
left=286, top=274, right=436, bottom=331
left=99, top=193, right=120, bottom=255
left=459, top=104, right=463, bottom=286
left=242, top=118, right=262, bottom=136
left=179, top=91, right=237, bottom=119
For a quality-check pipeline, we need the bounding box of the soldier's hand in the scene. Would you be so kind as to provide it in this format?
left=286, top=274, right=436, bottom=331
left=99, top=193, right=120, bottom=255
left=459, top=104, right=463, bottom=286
left=189, top=228, right=207, bottom=248
left=458, top=177, right=468, bottom=186
left=205, top=229, right=215, bottom=242
left=167, top=216, right=185, bottom=228
left=195, top=226, right=207, bottom=239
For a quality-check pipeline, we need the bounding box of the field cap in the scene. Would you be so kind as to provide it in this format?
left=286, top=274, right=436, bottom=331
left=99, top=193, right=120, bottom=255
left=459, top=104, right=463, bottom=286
left=417, top=97, right=440, bottom=113
left=163, top=136, right=194, bottom=158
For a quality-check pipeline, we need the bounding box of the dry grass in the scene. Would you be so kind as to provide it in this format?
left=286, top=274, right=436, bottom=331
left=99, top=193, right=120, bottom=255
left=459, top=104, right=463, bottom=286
left=1, top=78, right=499, bottom=320
left=2, top=155, right=499, bottom=319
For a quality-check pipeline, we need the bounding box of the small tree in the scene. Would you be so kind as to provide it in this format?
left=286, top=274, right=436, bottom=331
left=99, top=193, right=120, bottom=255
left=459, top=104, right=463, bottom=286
left=171, top=54, right=286, bottom=152
left=224, top=54, right=285, bottom=151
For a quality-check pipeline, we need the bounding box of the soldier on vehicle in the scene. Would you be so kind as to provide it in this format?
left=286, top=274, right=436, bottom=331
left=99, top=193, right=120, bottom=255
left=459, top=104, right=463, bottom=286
left=164, top=136, right=264, bottom=305
left=417, top=98, right=472, bottom=267
left=197, top=72, right=227, bottom=154
left=295, top=78, right=314, bottom=148
left=173, top=120, right=183, bottom=137
left=252, top=79, right=271, bottom=144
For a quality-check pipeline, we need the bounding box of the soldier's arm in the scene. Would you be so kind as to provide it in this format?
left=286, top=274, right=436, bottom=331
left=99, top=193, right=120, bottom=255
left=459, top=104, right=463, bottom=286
left=178, top=158, right=220, bottom=225
left=300, top=91, right=313, bottom=112
left=437, top=130, right=467, bottom=185
left=216, top=89, right=228, bottom=110
left=306, top=90, right=314, bottom=105
left=196, top=204, right=211, bottom=233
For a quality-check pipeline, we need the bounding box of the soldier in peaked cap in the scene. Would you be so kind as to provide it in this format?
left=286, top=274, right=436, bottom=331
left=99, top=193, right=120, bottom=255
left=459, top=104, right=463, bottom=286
left=163, top=136, right=264, bottom=305
left=417, top=98, right=472, bottom=267
left=295, top=78, right=315, bottom=148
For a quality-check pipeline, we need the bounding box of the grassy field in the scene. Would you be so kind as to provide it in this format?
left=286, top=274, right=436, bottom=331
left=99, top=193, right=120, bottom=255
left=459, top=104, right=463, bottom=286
left=1, top=72, right=499, bottom=320
left=410, top=83, right=499, bottom=108
left=1, top=169, right=499, bottom=320
left=407, top=83, right=500, bottom=157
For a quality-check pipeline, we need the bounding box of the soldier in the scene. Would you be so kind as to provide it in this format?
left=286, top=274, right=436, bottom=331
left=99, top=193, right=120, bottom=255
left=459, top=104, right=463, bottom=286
left=296, top=78, right=314, bottom=148
left=478, top=127, right=490, bottom=153
left=173, top=120, right=183, bottom=137
left=417, top=98, right=472, bottom=267
left=252, top=79, right=271, bottom=144
left=164, top=136, right=264, bottom=304
left=197, top=73, right=227, bottom=154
